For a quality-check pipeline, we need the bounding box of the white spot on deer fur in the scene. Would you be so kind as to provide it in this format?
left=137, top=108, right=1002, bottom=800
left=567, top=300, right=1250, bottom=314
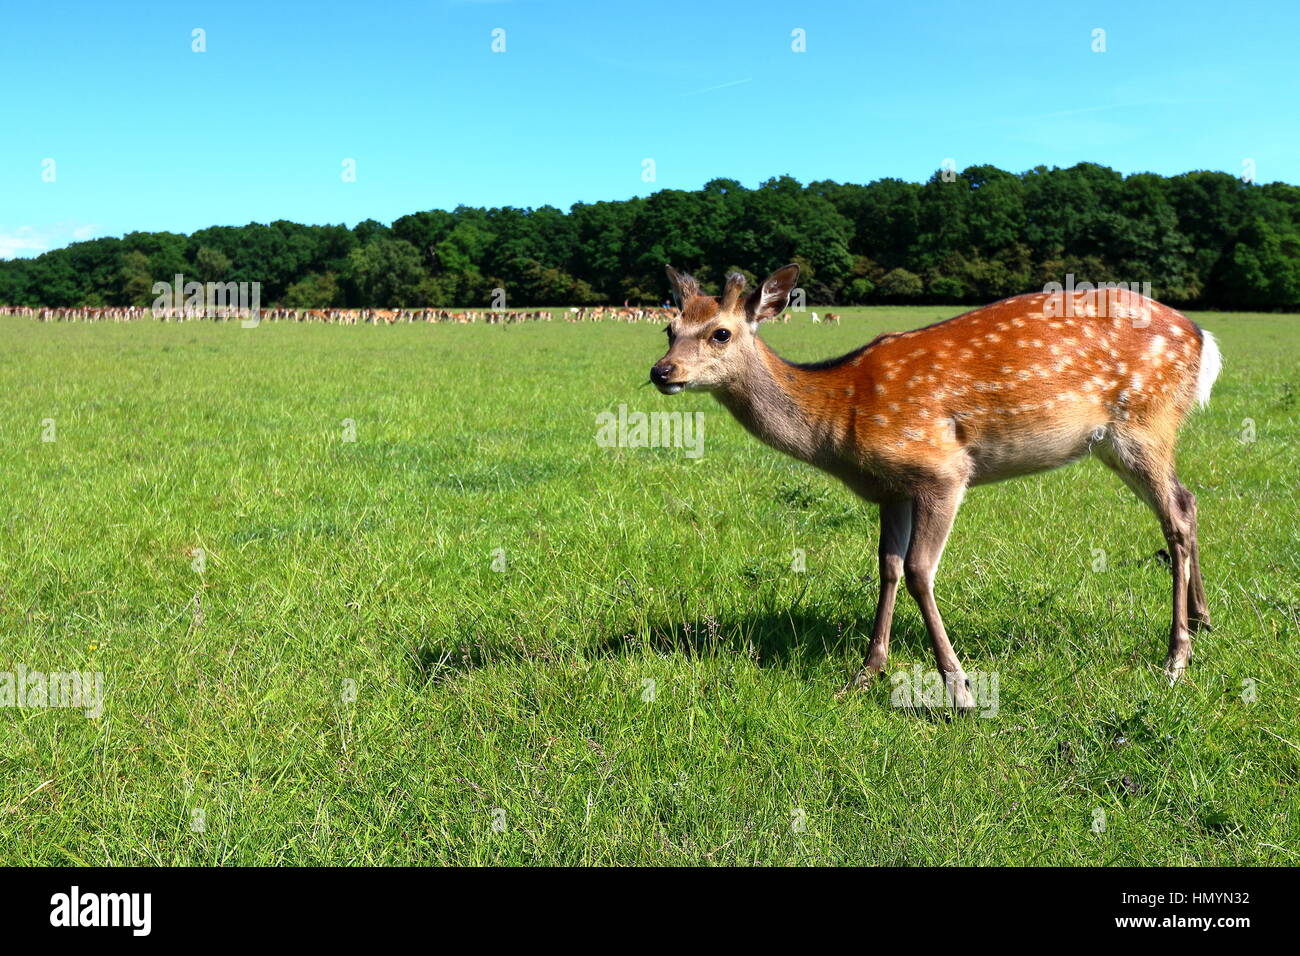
left=845, top=385, right=855, bottom=397
left=872, top=414, right=889, bottom=426
left=874, top=383, right=886, bottom=395
left=1148, top=334, right=1166, bottom=357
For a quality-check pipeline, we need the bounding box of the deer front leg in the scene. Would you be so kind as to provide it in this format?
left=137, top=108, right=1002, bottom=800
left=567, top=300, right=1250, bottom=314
left=904, top=484, right=977, bottom=711
left=849, top=500, right=912, bottom=688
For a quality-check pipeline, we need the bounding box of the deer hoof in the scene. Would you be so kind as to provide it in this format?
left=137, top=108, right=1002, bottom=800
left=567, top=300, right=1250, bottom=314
left=946, top=674, right=979, bottom=713
left=836, top=665, right=883, bottom=698
left=1163, top=655, right=1191, bottom=685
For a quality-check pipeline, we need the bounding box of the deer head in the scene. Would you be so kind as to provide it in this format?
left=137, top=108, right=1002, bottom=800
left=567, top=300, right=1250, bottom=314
left=650, top=264, right=800, bottom=394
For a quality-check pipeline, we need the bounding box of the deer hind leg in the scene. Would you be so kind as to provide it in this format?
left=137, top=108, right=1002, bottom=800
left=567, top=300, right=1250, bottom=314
left=1096, top=437, right=1194, bottom=682
left=903, top=483, right=977, bottom=710
left=1172, top=479, right=1210, bottom=631
left=848, top=500, right=912, bottom=690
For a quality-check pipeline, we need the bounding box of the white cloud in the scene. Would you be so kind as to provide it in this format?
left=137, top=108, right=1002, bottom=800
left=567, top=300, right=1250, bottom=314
left=0, top=227, right=49, bottom=259
left=0, top=222, right=100, bottom=260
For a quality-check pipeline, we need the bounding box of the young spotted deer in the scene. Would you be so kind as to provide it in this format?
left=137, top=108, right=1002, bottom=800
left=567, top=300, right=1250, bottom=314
left=650, top=265, right=1221, bottom=708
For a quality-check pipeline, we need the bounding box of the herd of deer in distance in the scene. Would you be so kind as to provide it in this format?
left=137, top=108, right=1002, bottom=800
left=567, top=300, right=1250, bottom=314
left=0, top=304, right=843, bottom=325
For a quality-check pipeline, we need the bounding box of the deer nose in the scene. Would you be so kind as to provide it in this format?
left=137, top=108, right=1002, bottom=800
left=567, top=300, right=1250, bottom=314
left=650, top=362, right=675, bottom=385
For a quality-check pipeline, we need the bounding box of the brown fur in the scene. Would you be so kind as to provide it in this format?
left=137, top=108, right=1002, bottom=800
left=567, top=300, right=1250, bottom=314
left=679, top=296, right=721, bottom=326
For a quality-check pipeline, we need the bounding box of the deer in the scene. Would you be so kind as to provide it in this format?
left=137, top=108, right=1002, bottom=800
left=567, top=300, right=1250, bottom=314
left=650, top=264, right=1221, bottom=709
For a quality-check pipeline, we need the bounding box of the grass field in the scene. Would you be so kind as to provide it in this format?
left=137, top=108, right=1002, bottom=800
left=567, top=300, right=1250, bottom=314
left=1, top=306, right=1297, bottom=865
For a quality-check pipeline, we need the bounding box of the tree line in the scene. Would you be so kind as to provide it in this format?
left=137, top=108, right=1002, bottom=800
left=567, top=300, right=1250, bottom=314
left=3, top=163, right=1298, bottom=310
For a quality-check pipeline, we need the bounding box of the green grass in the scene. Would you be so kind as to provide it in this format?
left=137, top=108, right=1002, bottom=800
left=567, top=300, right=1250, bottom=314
left=1, top=306, right=1297, bottom=865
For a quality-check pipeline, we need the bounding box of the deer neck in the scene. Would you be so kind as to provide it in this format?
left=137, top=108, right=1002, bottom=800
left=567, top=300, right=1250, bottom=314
left=714, top=337, right=847, bottom=466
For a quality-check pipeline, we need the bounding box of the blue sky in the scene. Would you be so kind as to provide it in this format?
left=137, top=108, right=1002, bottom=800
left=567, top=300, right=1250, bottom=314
left=2, top=0, right=1297, bottom=258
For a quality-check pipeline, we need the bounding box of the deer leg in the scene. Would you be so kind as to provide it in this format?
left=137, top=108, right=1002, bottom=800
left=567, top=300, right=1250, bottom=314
left=1098, top=443, right=1194, bottom=682
left=1173, top=478, right=1210, bottom=631
left=850, top=500, right=913, bottom=688
left=903, top=484, right=977, bottom=711
left=1157, top=489, right=1194, bottom=682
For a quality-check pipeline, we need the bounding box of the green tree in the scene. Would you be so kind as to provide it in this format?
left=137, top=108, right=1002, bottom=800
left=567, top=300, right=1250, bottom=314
left=344, top=238, right=426, bottom=306
left=282, top=272, right=340, bottom=309
left=877, top=267, right=924, bottom=300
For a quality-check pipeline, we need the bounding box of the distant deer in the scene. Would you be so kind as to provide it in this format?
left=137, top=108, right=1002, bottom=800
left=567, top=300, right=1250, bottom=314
left=650, top=265, right=1221, bottom=708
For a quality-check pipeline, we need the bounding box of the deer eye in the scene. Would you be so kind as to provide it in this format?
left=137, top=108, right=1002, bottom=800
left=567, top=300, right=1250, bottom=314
left=711, top=328, right=731, bottom=344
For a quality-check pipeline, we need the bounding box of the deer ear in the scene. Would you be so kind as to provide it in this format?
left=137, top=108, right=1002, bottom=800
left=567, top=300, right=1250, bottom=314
left=665, top=265, right=700, bottom=307
left=745, top=264, right=800, bottom=326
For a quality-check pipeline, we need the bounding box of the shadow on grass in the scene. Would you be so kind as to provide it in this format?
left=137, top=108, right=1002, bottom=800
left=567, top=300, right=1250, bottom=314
left=591, top=606, right=936, bottom=680
left=408, top=642, right=494, bottom=686
left=402, top=574, right=1112, bottom=717
left=404, top=596, right=1042, bottom=681
left=405, top=607, right=1031, bottom=723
